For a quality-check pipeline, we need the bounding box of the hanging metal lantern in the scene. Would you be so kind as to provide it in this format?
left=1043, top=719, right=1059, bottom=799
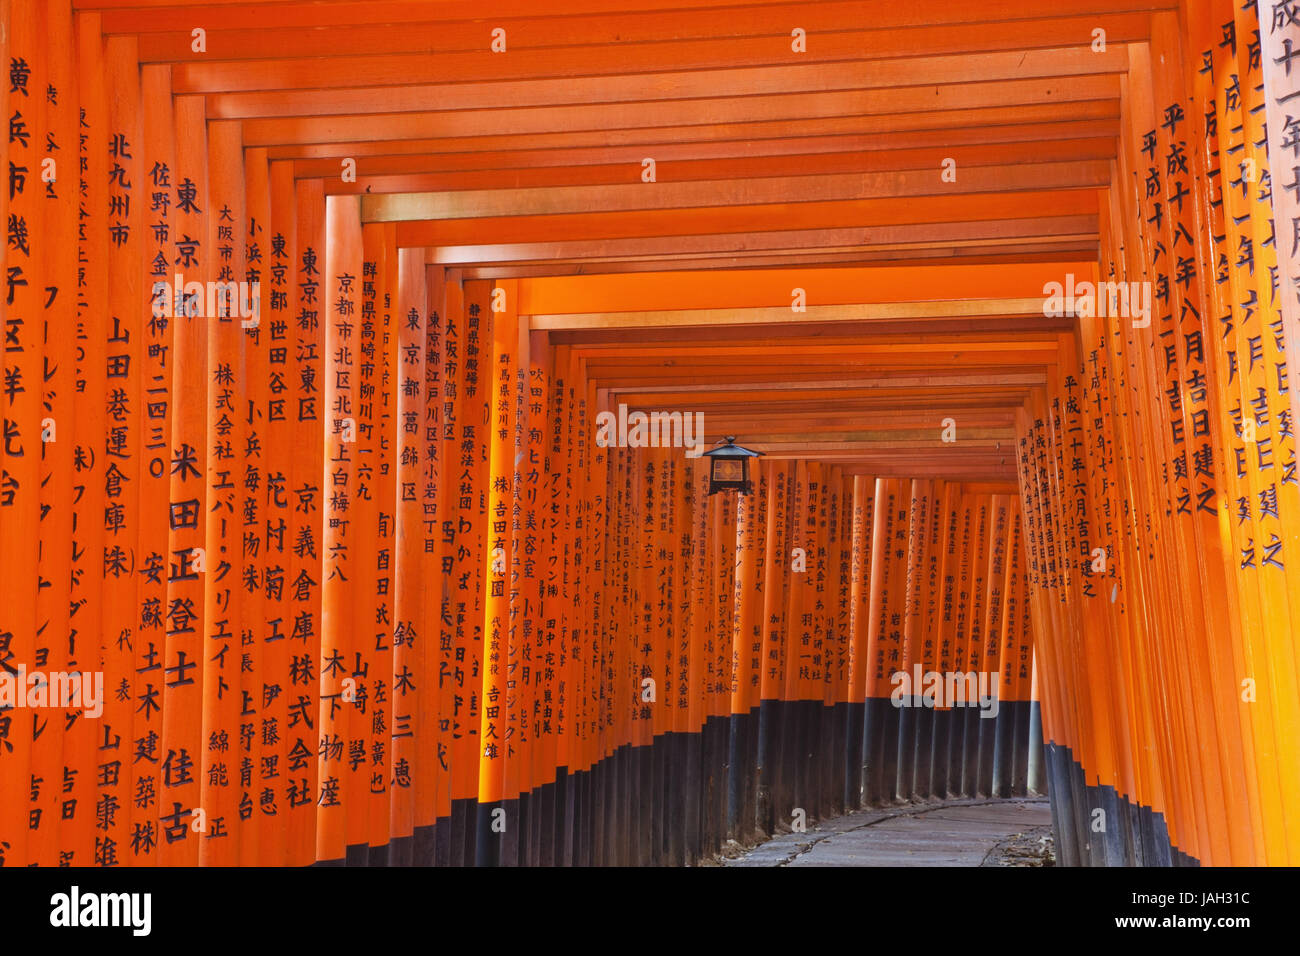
left=703, top=436, right=761, bottom=495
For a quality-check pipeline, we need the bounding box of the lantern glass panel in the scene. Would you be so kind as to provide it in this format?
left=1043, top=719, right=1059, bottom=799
left=713, top=459, right=744, bottom=483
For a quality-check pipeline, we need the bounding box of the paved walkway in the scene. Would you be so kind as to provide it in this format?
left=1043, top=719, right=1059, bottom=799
left=726, top=797, right=1053, bottom=867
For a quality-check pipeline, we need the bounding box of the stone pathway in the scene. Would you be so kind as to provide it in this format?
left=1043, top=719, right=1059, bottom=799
left=725, top=797, right=1053, bottom=867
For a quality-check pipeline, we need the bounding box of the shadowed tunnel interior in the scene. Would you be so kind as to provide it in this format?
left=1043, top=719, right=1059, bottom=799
left=1, top=0, right=1298, bottom=868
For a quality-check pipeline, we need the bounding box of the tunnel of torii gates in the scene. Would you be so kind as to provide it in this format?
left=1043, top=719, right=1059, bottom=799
left=2, top=0, right=1300, bottom=871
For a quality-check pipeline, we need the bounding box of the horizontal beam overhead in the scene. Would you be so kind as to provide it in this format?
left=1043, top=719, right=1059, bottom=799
left=78, top=0, right=1129, bottom=474
left=87, top=0, right=1176, bottom=34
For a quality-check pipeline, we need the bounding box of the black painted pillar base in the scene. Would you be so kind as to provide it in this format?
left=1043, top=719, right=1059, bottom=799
left=843, top=700, right=864, bottom=810
left=1042, top=741, right=1195, bottom=868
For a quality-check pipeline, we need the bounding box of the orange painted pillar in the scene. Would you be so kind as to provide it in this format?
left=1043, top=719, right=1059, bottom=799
left=863, top=478, right=903, bottom=803
left=284, top=176, right=323, bottom=868
left=0, top=0, right=44, bottom=869
left=845, top=474, right=875, bottom=808
left=391, top=247, right=427, bottom=863
left=315, top=193, right=361, bottom=865
left=475, top=277, right=517, bottom=862
left=238, top=144, right=271, bottom=866
left=262, top=157, right=301, bottom=866
left=34, top=0, right=76, bottom=868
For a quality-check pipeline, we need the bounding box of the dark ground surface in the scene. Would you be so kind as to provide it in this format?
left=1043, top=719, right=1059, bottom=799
left=720, top=797, right=1054, bottom=867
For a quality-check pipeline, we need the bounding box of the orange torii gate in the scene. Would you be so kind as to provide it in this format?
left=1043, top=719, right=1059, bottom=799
left=0, top=0, right=1297, bottom=871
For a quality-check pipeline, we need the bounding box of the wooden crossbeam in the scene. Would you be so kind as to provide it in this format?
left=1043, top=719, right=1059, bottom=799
left=130, top=9, right=1151, bottom=62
